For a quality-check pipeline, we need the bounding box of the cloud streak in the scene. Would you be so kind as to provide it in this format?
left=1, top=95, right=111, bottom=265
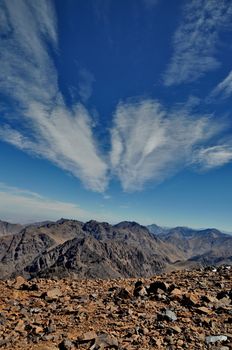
left=164, top=0, right=232, bottom=86
left=211, top=70, right=232, bottom=98
left=110, top=99, right=226, bottom=191
left=0, top=0, right=231, bottom=196
left=78, top=67, right=95, bottom=103
left=193, top=144, right=232, bottom=170
left=0, top=0, right=108, bottom=192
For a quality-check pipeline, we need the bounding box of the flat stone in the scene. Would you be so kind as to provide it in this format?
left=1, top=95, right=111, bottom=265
left=81, top=331, right=97, bottom=341
left=158, top=308, right=177, bottom=322
left=205, top=335, right=227, bottom=344
left=46, top=288, right=62, bottom=300
left=196, top=306, right=213, bottom=315
left=92, top=333, right=119, bottom=349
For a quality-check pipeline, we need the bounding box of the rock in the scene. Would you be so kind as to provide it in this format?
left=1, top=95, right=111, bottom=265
left=169, top=325, right=181, bottom=333
left=196, top=306, right=213, bottom=315
left=59, top=339, right=75, bottom=350
left=14, top=276, right=27, bottom=289
left=205, top=335, right=228, bottom=344
left=150, top=337, right=162, bottom=347
left=158, top=309, right=177, bottom=322
left=0, top=267, right=231, bottom=350
left=0, top=313, right=6, bottom=325
left=169, top=288, right=182, bottom=300
left=148, top=281, right=168, bottom=295
left=34, top=326, right=44, bottom=334
left=201, top=294, right=217, bottom=303
left=30, top=307, right=42, bottom=314
left=43, top=288, right=62, bottom=300
left=15, top=320, right=25, bottom=332
left=176, top=339, right=184, bottom=346
left=91, top=333, right=119, bottom=349
left=20, top=283, right=39, bottom=291
left=182, top=293, right=199, bottom=307
left=114, top=287, right=131, bottom=300
left=0, top=340, right=9, bottom=347
left=217, top=291, right=229, bottom=299
left=133, top=285, right=147, bottom=297
left=134, top=281, right=143, bottom=289
left=80, top=331, right=97, bottom=342
left=35, top=346, right=59, bottom=350
left=142, top=327, right=149, bottom=335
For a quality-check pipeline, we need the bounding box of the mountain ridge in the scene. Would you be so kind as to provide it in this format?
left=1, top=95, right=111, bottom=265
left=0, top=218, right=231, bottom=280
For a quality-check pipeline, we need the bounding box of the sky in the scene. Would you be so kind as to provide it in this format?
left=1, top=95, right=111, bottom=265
left=0, top=0, right=232, bottom=230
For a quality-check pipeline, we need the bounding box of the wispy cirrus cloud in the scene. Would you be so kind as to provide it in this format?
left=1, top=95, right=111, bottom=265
left=0, top=0, right=231, bottom=197
left=193, top=144, right=232, bottom=170
left=110, top=99, right=224, bottom=191
left=0, top=0, right=107, bottom=192
left=211, top=70, right=232, bottom=98
left=78, top=67, right=95, bottom=103
left=164, top=0, right=232, bottom=86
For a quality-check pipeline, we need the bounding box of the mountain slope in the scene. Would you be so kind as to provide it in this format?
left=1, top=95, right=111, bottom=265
left=0, top=219, right=176, bottom=279
left=0, top=220, right=23, bottom=236
left=0, top=219, right=232, bottom=279
left=25, top=220, right=174, bottom=279
left=0, top=219, right=85, bottom=278
left=148, top=225, right=232, bottom=267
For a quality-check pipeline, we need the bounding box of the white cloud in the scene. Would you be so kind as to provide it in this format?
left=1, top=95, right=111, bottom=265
left=164, top=0, right=232, bottom=86
left=110, top=99, right=223, bottom=191
left=78, top=68, right=95, bottom=102
left=0, top=0, right=108, bottom=192
left=0, top=0, right=231, bottom=197
left=211, top=70, right=232, bottom=98
left=193, top=144, right=232, bottom=169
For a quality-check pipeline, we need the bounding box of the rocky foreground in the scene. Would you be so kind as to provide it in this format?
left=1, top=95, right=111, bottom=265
left=0, top=266, right=231, bottom=350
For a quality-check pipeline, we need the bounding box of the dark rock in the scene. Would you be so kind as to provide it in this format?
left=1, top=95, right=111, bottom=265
left=0, top=312, right=6, bottom=325
left=114, top=288, right=131, bottom=300
left=148, top=281, right=168, bottom=295
left=133, top=284, right=147, bottom=297
left=59, top=339, right=75, bottom=350
left=217, top=291, right=229, bottom=300
left=19, top=283, right=39, bottom=291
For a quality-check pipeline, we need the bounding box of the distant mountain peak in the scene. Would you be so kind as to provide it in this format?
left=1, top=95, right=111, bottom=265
left=115, top=221, right=148, bottom=230
left=0, top=218, right=231, bottom=280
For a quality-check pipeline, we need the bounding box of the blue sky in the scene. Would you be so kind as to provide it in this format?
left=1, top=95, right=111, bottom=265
left=0, top=0, right=232, bottom=230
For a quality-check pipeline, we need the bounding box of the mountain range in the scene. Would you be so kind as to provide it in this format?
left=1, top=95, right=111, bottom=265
left=0, top=219, right=231, bottom=279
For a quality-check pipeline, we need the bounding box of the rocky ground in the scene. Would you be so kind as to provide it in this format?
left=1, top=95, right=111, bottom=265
left=0, top=266, right=231, bottom=350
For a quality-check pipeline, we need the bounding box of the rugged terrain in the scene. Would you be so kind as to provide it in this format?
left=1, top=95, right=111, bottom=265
left=0, top=219, right=232, bottom=279
left=0, top=220, right=23, bottom=237
left=0, top=266, right=231, bottom=349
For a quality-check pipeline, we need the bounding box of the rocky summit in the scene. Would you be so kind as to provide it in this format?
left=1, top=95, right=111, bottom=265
left=0, top=266, right=231, bottom=349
